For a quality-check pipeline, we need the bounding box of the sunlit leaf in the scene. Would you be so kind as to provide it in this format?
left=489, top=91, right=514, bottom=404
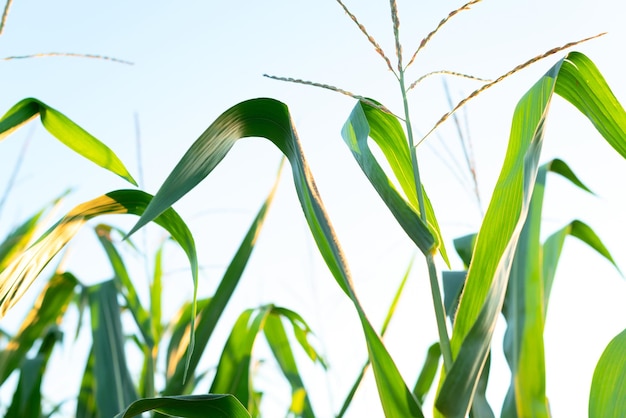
left=128, top=98, right=422, bottom=416
left=437, top=52, right=626, bottom=417
left=5, top=327, right=61, bottom=418
left=341, top=102, right=448, bottom=264
left=164, top=161, right=282, bottom=395
left=502, top=159, right=617, bottom=418
left=115, top=394, right=250, bottom=418
left=589, top=327, right=626, bottom=418
left=0, top=189, right=198, bottom=379
left=0, top=98, right=136, bottom=185
left=0, top=272, right=77, bottom=385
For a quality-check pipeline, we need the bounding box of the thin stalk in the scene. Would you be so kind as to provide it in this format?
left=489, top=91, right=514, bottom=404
left=397, top=38, right=453, bottom=372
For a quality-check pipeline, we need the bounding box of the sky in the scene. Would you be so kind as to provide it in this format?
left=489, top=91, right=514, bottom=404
left=1, top=1, right=626, bottom=416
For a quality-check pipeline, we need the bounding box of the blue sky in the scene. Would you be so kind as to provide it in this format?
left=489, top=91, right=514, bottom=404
left=1, top=1, right=626, bottom=416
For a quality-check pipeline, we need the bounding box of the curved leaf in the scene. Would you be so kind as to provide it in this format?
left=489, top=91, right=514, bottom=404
left=0, top=189, right=198, bottom=378
left=341, top=101, right=448, bottom=264
left=128, top=98, right=422, bottom=417
left=0, top=98, right=136, bottom=185
left=589, top=328, right=626, bottom=418
left=437, top=51, right=626, bottom=417
left=115, top=394, right=250, bottom=418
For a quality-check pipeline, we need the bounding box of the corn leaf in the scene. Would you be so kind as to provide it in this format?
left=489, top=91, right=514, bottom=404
left=413, top=343, right=441, bottom=404
left=502, top=160, right=616, bottom=418
left=341, top=102, right=448, bottom=265
left=0, top=98, right=136, bottom=185
left=264, top=311, right=316, bottom=418
left=210, top=306, right=272, bottom=412
left=76, top=347, right=97, bottom=418
left=95, top=224, right=153, bottom=348
left=0, top=272, right=77, bottom=385
left=128, top=98, right=422, bottom=417
left=88, top=280, right=138, bottom=417
left=5, top=327, right=61, bottom=418
left=164, top=162, right=281, bottom=395
left=589, top=327, right=626, bottom=417
left=436, top=52, right=626, bottom=417
left=115, top=394, right=251, bottom=418
left=0, top=190, right=197, bottom=365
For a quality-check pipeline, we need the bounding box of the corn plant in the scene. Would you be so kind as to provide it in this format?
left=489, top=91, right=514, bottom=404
left=125, top=2, right=626, bottom=417
left=2, top=1, right=626, bottom=418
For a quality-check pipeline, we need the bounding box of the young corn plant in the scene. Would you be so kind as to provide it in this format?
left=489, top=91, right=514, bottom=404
left=127, top=1, right=626, bottom=417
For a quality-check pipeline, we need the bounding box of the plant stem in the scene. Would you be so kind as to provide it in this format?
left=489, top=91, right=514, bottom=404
left=398, top=71, right=453, bottom=371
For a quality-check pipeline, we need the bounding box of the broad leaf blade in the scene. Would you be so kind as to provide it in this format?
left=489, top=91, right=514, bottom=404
left=0, top=98, right=136, bottom=185
left=0, top=272, right=77, bottom=385
left=589, top=328, right=626, bottom=418
left=115, top=394, right=251, bottom=418
left=88, top=280, right=138, bottom=417
left=437, top=52, right=626, bottom=416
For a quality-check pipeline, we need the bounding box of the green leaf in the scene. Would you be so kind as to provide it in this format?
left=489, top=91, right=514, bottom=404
left=0, top=190, right=198, bottom=379
left=0, top=98, right=136, bottom=185
left=88, top=280, right=138, bottom=417
left=0, top=272, right=77, bottom=385
left=210, top=306, right=272, bottom=410
left=341, top=102, right=448, bottom=264
left=115, top=394, right=251, bottom=418
left=589, top=328, right=626, bottom=418
left=164, top=161, right=282, bottom=395
left=437, top=51, right=626, bottom=417
left=264, top=311, right=316, bottom=418
left=76, top=347, right=97, bottom=418
left=128, top=98, right=422, bottom=417
left=501, top=160, right=618, bottom=418
left=5, top=327, right=61, bottom=418
left=413, top=343, right=441, bottom=404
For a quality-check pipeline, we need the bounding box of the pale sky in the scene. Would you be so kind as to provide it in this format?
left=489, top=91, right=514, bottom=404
left=1, top=1, right=626, bottom=416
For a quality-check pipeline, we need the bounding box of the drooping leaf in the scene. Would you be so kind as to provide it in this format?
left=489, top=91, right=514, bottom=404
left=0, top=98, right=136, bottom=185
left=115, top=394, right=251, bottom=418
left=0, top=189, right=198, bottom=379
left=0, top=272, right=77, bottom=385
left=127, top=98, right=422, bottom=416
left=589, top=327, right=626, bottom=418
left=436, top=52, right=626, bottom=417
left=164, top=161, right=282, bottom=395
left=341, top=102, right=448, bottom=264
left=88, top=280, right=138, bottom=417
